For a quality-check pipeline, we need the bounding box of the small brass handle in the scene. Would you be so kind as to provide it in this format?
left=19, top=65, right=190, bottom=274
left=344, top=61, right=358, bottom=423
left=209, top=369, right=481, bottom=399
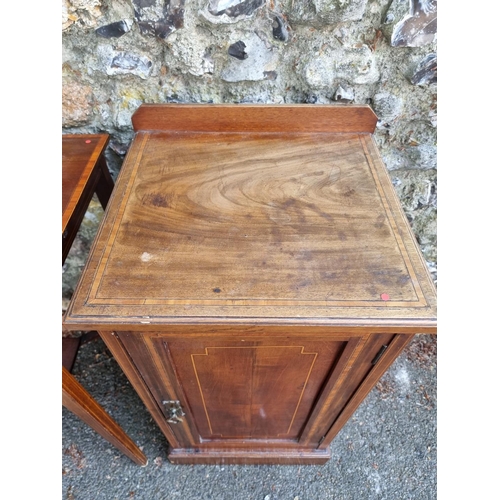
left=162, top=400, right=185, bottom=424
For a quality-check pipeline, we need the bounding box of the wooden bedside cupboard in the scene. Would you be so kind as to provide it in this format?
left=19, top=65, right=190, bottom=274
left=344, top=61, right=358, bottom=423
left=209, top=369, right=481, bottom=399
left=63, top=104, right=437, bottom=465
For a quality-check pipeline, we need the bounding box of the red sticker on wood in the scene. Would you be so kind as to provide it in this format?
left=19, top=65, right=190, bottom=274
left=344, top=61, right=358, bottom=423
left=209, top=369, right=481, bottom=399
left=380, top=293, right=390, bottom=301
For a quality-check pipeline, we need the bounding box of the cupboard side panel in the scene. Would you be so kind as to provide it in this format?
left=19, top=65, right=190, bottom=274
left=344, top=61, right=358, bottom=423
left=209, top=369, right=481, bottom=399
left=319, top=333, right=415, bottom=449
left=117, top=331, right=199, bottom=447
left=300, top=332, right=396, bottom=445
left=98, top=330, right=182, bottom=449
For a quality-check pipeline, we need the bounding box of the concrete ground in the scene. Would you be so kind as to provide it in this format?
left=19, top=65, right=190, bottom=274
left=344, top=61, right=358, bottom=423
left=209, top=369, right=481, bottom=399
left=62, top=333, right=436, bottom=500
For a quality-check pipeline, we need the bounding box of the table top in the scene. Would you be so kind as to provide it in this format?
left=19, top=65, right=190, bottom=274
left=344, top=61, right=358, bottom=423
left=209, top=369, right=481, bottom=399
left=62, top=134, right=109, bottom=233
left=64, top=105, right=436, bottom=332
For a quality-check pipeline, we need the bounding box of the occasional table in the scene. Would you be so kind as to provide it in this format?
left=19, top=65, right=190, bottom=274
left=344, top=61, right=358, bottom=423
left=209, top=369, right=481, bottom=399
left=62, top=134, right=147, bottom=466
left=62, top=134, right=114, bottom=264
left=64, top=105, right=437, bottom=465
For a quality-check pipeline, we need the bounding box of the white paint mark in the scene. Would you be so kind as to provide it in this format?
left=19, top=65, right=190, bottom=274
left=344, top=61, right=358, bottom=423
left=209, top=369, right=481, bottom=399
left=141, top=252, right=152, bottom=262
left=259, top=408, right=266, bottom=419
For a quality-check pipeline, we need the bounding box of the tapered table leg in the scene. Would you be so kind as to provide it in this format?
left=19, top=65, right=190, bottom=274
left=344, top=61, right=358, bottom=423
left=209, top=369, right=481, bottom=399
left=62, top=366, right=147, bottom=466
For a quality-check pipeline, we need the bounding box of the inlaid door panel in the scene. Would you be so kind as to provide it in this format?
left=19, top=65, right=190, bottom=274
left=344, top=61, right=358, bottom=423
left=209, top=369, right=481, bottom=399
left=188, top=345, right=318, bottom=439
left=120, top=332, right=365, bottom=447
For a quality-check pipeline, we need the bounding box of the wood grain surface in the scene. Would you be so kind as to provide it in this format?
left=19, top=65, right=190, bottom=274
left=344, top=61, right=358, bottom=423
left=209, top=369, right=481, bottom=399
left=65, top=129, right=436, bottom=329
left=132, top=104, right=378, bottom=134
left=62, top=134, right=114, bottom=263
left=149, top=336, right=348, bottom=440
left=62, top=134, right=110, bottom=231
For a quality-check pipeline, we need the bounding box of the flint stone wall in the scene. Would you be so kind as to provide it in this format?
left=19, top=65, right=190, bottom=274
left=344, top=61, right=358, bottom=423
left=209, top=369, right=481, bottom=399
left=62, top=0, right=437, bottom=280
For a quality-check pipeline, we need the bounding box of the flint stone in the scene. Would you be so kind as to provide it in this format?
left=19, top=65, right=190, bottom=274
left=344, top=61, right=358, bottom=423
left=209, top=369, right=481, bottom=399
left=208, top=0, right=264, bottom=17
left=95, top=19, right=133, bottom=38
left=200, top=0, right=265, bottom=24
left=110, top=53, right=153, bottom=78
left=96, top=46, right=154, bottom=79
left=283, top=0, right=368, bottom=25
left=228, top=41, right=248, bottom=60
left=272, top=15, right=288, bottom=42
left=333, top=84, right=354, bottom=103
left=132, top=0, right=165, bottom=17
left=221, top=34, right=278, bottom=82
left=134, top=0, right=185, bottom=39
left=387, top=0, right=437, bottom=47
left=303, top=45, right=379, bottom=88
left=411, top=53, right=437, bottom=85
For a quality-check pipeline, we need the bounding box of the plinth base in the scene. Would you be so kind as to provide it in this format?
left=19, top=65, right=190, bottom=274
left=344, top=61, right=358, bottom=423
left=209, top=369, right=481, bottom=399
left=167, top=447, right=331, bottom=465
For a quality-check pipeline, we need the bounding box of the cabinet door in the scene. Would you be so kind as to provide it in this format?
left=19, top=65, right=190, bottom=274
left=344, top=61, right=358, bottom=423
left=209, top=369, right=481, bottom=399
left=117, top=330, right=383, bottom=450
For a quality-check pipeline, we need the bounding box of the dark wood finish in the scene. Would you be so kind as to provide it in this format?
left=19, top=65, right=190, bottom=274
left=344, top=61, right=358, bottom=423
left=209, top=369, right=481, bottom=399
left=62, top=337, right=81, bottom=372
left=65, top=130, right=436, bottom=329
left=64, top=105, right=437, bottom=465
left=99, top=328, right=409, bottom=464
left=132, top=104, right=378, bottom=134
left=98, top=330, right=184, bottom=450
left=167, top=447, right=331, bottom=465
left=318, top=333, right=415, bottom=449
left=62, top=366, right=147, bottom=466
left=62, top=134, right=114, bottom=264
left=63, top=135, right=146, bottom=465
left=119, top=331, right=357, bottom=443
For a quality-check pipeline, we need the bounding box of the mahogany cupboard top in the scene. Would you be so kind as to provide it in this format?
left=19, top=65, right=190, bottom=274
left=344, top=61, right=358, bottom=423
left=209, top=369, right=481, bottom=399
left=64, top=105, right=437, bottom=333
